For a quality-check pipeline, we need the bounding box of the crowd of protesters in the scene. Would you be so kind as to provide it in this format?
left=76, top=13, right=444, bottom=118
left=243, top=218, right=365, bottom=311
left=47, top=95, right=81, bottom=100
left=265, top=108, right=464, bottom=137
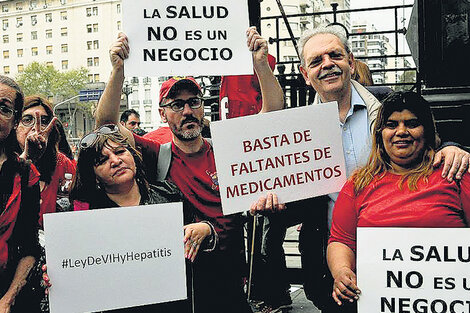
left=0, top=23, right=469, bottom=313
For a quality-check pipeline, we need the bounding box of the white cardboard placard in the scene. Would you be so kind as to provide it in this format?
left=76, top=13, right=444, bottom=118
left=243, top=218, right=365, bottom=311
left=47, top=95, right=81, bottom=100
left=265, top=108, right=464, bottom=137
left=211, top=102, right=347, bottom=215
left=357, top=228, right=470, bottom=313
left=122, top=0, right=252, bottom=77
left=44, top=203, right=186, bottom=313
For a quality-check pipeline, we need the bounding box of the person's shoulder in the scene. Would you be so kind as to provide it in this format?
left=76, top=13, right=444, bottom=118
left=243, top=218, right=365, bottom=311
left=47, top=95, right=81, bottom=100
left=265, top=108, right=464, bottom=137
left=134, top=132, right=162, bottom=152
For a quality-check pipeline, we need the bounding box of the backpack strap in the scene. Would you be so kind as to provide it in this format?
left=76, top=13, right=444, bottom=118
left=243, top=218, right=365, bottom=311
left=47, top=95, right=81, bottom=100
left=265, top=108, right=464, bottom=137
left=156, top=138, right=213, bottom=182
left=157, top=142, right=172, bottom=181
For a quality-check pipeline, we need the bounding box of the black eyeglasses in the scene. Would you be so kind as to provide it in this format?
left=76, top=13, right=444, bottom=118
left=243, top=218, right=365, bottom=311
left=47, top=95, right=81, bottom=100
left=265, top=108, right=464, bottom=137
left=20, top=114, right=52, bottom=128
left=161, top=97, right=203, bottom=112
left=79, top=124, right=119, bottom=149
left=0, top=103, right=16, bottom=120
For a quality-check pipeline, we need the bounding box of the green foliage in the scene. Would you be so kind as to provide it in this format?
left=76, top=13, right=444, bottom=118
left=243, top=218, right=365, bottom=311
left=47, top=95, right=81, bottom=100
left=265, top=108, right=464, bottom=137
left=16, top=62, right=88, bottom=100
left=395, top=70, right=417, bottom=91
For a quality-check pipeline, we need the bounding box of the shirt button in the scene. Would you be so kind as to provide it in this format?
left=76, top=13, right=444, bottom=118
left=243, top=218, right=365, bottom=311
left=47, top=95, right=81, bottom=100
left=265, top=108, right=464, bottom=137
left=343, top=126, right=347, bottom=131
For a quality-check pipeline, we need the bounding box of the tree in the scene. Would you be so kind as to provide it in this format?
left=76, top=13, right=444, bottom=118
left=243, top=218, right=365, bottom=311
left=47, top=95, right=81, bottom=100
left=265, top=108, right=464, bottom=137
left=395, top=70, right=417, bottom=91
left=16, top=62, right=89, bottom=100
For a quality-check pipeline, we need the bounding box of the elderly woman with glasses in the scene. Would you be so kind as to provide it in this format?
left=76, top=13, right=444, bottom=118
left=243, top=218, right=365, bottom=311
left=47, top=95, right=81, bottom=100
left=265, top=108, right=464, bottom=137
left=0, top=76, right=42, bottom=312
left=15, top=95, right=76, bottom=227
left=62, top=125, right=216, bottom=312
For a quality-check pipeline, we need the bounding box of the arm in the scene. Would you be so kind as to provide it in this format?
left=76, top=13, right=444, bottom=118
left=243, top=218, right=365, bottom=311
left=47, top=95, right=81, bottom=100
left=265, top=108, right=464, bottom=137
left=0, top=256, right=36, bottom=312
left=95, top=32, right=135, bottom=146
left=246, top=27, right=284, bottom=113
left=327, top=242, right=360, bottom=306
left=433, top=144, right=470, bottom=181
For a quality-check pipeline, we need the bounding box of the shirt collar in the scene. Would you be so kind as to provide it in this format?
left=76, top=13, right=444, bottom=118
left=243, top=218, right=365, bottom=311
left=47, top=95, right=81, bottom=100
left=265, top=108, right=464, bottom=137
left=350, top=83, right=367, bottom=111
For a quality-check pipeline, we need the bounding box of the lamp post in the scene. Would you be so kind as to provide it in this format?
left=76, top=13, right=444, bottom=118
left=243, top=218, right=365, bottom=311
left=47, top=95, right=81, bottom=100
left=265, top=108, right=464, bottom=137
left=122, top=82, right=133, bottom=108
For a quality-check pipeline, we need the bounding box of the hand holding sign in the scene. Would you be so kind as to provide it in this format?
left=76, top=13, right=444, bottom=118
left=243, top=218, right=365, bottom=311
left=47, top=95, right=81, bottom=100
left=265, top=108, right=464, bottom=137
left=109, top=32, right=129, bottom=70
left=246, top=27, right=268, bottom=71
left=249, top=192, right=286, bottom=216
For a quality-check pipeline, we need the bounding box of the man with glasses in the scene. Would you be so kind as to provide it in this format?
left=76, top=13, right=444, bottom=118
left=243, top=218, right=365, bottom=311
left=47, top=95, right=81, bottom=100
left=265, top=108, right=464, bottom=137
left=94, top=28, right=284, bottom=313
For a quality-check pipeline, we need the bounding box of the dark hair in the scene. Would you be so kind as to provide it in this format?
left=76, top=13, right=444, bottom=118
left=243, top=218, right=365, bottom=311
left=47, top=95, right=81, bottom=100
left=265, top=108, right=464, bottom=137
left=22, top=95, right=60, bottom=184
left=0, top=75, right=24, bottom=159
left=120, top=109, right=140, bottom=123
left=353, top=91, right=440, bottom=193
left=70, top=131, right=149, bottom=204
left=55, top=120, right=74, bottom=160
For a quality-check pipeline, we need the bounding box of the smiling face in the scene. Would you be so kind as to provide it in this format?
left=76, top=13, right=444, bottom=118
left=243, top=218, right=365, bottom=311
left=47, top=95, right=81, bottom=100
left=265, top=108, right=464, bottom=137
left=159, top=90, right=204, bottom=142
left=93, top=140, right=137, bottom=190
left=0, top=83, right=17, bottom=145
left=299, top=33, right=355, bottom=102
left=381, top=109, right=426, bottom=172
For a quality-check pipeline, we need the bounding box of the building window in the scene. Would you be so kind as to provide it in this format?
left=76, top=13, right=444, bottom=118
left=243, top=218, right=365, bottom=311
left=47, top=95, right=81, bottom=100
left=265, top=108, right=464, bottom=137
left=117, top=3, right=121, bottom=13
left=16, top=1, right=23, bottom=11
left=60, top=11, right=67, bottom=20
left=17, top=33, right=23, bottom=42
left=87, top=41, right=92, bottom=50
left=2, top=5, right=9, bottom=12
left=3, top=66, right=10, bottom=75
left=61, top=60, right=68, bottom=70
left=30, top=0, right=37, bottom=8
left=61, top=27, right=67, bottom=37
left=86, top=24, right=92, bottom=33
left=2, top=20, right=9, bottom=30
left=87, top=74, right=93, bottom=82
left=86, top=6, right=98, bottom=16
left=46, top=62, right=53, bottom=67
left=93, top=23, right=98, bottom=32
left=45, top=29, right=52, bottom=38
left=93, top=40, right=99, bottom=49
left=46, top=45, right=52, bottom=55
left=17, top=49, right=23, bottom=57
left=61, top=44, right=68, bottom=53
left=17, top=64, right=24, bottom=72
left=2, top=35, right=8, bottom=44
left=31, top=47, right=38, bottom=56
left=87, top=57, right=93, bottom=66
left=3, top=50, right=9, bottom=59
left=31, top=31, right=37, bottom=40
left=60, top=0, right=66, bottom=4
left=94, top=74, right=100, bottom=82
left=31, top=15, right=37, bottom=26
left=45, top=13, right=52, bottom=23
left=16, top=17, right=23, bottom=27
left=145, top=110, right=151, bottom=123
left=117, top=21, right=121, bottom=30
left=93, top=57, right=99, bottom=66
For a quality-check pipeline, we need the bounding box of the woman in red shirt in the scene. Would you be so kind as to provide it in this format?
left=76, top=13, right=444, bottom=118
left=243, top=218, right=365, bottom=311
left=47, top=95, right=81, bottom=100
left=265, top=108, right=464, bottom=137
left=328, top=91, right=470, bottom=308
left=16, top=96, right=76, bottom=227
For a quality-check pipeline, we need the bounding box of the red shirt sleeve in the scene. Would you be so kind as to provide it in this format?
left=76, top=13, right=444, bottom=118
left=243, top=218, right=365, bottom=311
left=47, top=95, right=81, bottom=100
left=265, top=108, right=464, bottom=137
left=329, top=180, right=359, bottom=252
left=460, top=173, right=470, bottom=226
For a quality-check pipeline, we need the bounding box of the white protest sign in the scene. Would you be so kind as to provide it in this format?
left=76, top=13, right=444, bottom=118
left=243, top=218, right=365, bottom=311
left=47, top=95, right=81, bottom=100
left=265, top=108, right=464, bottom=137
left=122, top=0, right=253, bottom=77
left=44, top=203, right=186, bottom=313
left=357, top=228, right=470, bottom=313
left=211, top=102, right=346, bottom=215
